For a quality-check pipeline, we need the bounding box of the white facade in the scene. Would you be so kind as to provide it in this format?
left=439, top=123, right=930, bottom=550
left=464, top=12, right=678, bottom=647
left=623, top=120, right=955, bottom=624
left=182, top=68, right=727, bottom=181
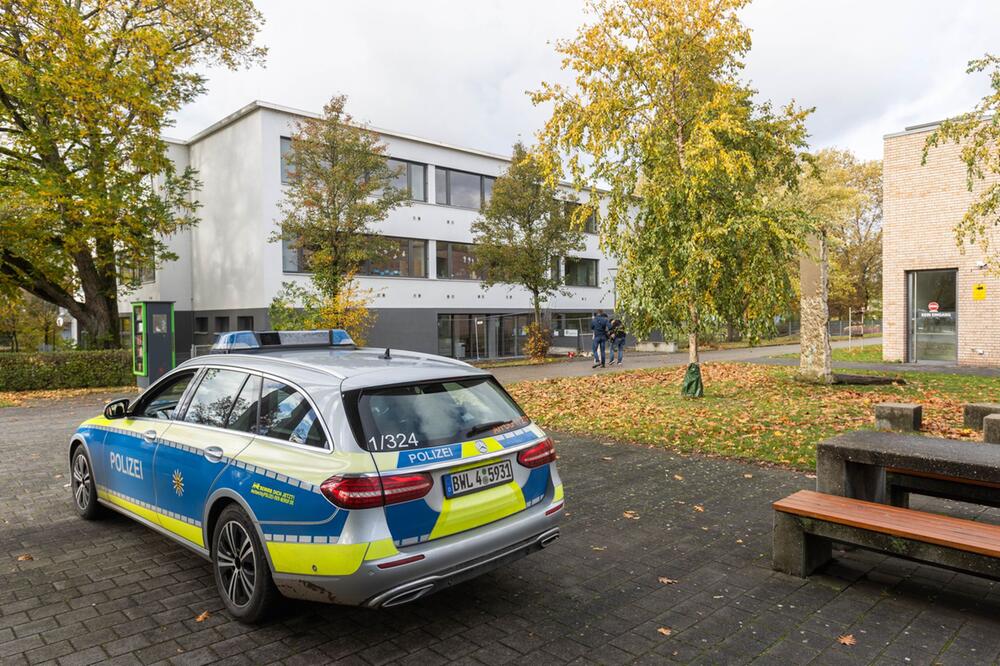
left=123, top=101, right=617, bottom=359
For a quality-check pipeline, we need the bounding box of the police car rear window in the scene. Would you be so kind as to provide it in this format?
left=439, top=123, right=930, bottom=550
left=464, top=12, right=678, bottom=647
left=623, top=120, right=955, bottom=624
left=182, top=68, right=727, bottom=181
left=356, top=377, right=527, bottom=453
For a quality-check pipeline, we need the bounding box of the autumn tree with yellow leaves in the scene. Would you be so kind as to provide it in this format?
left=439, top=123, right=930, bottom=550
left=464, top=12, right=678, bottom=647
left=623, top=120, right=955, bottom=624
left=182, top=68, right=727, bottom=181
left=0, top=1, right=265, bottom=347
left=533, top=0, right=813, bottom=395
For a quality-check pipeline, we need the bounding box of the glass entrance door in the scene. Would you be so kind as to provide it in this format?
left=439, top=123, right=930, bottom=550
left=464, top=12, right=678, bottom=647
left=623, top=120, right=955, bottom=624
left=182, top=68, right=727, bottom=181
left=908, top=269, right=957, bottom=362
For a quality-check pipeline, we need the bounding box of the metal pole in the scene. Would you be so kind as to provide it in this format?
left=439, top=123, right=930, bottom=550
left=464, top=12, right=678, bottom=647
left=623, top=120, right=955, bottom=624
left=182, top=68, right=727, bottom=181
left=848, top=308, right=853, bottom=350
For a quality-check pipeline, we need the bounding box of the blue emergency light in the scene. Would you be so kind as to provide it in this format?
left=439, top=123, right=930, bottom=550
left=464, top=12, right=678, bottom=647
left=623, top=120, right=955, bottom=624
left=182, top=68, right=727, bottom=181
left=211, top=329, right=356, bottom=354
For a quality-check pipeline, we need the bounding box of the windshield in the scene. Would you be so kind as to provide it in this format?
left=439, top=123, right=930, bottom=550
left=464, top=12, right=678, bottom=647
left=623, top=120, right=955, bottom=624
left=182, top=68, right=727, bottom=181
left=355, top=377, right=528, bottom=452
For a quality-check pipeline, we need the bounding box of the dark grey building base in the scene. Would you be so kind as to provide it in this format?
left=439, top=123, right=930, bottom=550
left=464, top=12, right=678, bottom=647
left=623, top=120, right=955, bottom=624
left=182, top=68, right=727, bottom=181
left=772, top=510, right=1000, bottom=581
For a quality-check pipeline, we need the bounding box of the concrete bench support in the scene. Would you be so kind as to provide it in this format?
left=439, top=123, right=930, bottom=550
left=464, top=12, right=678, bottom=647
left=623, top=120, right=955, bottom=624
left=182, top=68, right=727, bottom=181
left=963, top=403, right=1000, bottom=431
left=874, top=403, right=921, bottom=432
left=772, top=511, right=832, bottom=577
left=774, top=510, right=1000, bottom=581
left=985, top=414, right=1000, bottom=445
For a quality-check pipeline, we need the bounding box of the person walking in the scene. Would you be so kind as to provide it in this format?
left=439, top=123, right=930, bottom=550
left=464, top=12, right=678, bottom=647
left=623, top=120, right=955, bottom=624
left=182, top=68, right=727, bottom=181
left=590, top=310, right=609, bottom=368
left=608, top=316, right=626, bottom=365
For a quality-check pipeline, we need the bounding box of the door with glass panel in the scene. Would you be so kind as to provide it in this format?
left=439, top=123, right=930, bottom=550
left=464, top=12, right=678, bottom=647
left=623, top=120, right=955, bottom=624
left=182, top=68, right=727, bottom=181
left=908, top=269, right=957, bottom=363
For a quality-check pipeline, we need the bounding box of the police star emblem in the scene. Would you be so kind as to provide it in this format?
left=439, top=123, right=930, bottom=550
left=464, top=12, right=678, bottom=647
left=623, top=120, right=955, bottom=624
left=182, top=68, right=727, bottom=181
left=172, top=469, right=184, bottom=496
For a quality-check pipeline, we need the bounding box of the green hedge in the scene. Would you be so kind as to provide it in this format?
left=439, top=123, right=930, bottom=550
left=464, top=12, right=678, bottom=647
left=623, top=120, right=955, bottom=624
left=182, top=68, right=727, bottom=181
left=0, top=350, right=133, bottom=391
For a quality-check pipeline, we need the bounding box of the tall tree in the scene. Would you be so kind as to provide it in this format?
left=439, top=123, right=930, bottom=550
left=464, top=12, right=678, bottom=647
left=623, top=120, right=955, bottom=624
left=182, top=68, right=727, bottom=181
left=470, top=142, right=585, bottom=329
left=787, top=149, right=859, bottom=382
left=0, top=0, right=265, bottom=347
left=828, top=157, right=882, bottom=319
left=925, top=54, right=1000, bottom=265
left=532, top=0, right=811, bottom=391
left=270, top=94, right=407, bottom=320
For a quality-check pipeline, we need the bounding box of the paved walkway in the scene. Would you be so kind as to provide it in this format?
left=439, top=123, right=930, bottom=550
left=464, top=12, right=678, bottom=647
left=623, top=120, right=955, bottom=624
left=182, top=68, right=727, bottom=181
left=4, top=392, right=1000, bottom=664
left=755, top=356, right=1000, bottom=378
left=490, top=338, right=874, bottom=384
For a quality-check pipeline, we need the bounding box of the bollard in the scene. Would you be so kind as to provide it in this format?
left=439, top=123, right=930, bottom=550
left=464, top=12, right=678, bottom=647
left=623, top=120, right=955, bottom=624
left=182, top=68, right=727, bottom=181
left=963, top=403, right=1000, bottom=431
left=874, top=403, right=922, bottom=432
left=984, top=414, right=1000, bottom=444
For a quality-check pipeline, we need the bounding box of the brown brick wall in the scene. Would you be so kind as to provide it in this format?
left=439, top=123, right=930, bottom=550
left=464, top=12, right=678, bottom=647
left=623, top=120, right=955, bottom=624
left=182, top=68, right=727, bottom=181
left=883, top=126, right=1000, bottom=366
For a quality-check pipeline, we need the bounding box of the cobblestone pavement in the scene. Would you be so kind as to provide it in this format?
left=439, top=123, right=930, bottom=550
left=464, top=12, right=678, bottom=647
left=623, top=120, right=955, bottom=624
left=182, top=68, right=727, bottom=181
left=3, top=392, right=1000, bottom=665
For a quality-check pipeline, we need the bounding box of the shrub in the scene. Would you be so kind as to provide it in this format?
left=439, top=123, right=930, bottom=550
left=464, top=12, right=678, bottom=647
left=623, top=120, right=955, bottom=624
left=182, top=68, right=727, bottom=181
left=0, top=350, right=133, bottom=391
left=524, top=322, right=551, bottom=360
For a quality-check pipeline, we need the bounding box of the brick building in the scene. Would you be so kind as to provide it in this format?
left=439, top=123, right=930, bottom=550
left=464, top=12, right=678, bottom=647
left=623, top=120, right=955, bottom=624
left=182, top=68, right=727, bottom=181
left=883, top=121, right=1000, bottom=366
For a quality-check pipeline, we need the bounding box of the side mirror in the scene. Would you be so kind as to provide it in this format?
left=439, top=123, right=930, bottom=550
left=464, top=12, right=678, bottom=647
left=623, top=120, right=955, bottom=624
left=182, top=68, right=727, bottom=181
left=104, top=398, right=130, bottom=420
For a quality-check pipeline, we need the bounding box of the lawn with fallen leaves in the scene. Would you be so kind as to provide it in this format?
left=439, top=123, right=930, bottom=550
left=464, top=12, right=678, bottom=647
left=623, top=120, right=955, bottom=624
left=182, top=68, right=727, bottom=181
left=508, top=363, right=1000, bottom=470
left=0, top=385, right=137, bottom=408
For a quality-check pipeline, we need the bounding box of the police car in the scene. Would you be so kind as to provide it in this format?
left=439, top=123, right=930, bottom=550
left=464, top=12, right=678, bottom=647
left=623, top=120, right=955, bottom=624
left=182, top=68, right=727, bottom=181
left=68, top=330, right=563, bottom=622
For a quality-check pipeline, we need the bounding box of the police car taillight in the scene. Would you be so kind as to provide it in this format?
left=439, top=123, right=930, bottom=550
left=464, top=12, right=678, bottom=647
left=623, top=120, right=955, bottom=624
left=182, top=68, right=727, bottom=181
left=517, top=438, right=556, bottom=468
left=320, top=473, right=433, bottom=509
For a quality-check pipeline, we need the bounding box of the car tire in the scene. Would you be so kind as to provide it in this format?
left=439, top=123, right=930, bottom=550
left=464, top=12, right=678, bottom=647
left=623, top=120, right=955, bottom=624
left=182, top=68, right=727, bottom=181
left=212, top=504, right=278, bottom=623
left=70, top=446, right=101, bottom=520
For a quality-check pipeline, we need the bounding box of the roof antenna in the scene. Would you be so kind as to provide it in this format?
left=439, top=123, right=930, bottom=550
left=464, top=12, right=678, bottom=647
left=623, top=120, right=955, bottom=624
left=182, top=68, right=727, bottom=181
left=382, top=347, right=391, bottom=360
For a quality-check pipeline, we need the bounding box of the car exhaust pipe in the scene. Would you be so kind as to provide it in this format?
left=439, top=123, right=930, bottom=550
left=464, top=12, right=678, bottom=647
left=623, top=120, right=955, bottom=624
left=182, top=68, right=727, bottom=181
left=539, top=529, right=560, bottom=548
left=381, top=584, right=434, bottom=608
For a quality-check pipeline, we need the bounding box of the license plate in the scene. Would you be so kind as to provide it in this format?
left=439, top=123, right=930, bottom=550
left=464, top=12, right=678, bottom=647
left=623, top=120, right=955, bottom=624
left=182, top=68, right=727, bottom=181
left=444, top=460, right=513, bottom=498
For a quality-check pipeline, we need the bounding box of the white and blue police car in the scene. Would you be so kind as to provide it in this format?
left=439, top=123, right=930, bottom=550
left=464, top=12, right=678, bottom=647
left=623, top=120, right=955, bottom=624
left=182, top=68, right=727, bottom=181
left=68, top=330, right=564, bottom=622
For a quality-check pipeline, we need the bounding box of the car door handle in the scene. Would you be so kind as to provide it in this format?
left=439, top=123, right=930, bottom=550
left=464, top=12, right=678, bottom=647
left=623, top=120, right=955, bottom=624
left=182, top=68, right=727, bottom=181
left=142, top=430, right=157, bottom=444
left=204, top=446, right=224, bottom=463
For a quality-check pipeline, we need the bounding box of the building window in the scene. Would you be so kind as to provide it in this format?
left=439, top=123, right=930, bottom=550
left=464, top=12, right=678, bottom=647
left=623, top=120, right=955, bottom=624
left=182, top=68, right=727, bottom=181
left=121, top=255, right=155, bottom=286
left=214, top=316, right=230, bottom=333
left=564, top=257, right=598, bottom=287
left=282, top=239, right=311, bottom=273
left=436, top=241, right=478, bottom=279
left=361, top=237, right=427, bottom=278
left=434, top=167, right=495, bottom=210
left=237, top=316, right=254, bottom=330
left=564, top=201, right=598, bottom=234
left=387, top=158, right=427, bottom=202
left=280, top=136, right=293, bottom=184
left=194, top=317, right=209, bottom=334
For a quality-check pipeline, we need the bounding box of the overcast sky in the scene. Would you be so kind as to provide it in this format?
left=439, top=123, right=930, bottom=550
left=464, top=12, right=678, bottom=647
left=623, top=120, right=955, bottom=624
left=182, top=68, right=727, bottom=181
left=170, top=0, right=1000, bottom=161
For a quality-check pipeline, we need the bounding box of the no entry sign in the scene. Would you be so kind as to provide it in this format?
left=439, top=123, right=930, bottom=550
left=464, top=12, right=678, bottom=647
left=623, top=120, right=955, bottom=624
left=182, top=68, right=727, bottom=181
left=928, top=301, right=939, bottom=312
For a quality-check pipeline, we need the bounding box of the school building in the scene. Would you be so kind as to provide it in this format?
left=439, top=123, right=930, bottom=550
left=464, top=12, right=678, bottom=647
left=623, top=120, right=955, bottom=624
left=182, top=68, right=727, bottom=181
left=122, top=101, right=617, bottom=362
left=882, top=120, right=1000, bottom=367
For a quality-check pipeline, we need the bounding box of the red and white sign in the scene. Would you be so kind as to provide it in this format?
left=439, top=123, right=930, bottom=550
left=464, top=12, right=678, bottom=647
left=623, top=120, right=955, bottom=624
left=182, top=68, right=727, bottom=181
left=928, top=301, right=939, bottom=313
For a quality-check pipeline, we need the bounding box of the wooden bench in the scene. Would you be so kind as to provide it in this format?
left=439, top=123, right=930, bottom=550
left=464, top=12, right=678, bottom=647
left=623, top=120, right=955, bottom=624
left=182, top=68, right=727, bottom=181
left=772, top=490, right=1000, bottom=579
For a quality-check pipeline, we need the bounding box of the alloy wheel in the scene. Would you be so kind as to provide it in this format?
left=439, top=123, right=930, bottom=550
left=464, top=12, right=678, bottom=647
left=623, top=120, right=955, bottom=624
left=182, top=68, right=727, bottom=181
left=216, top=520, right=256, bottom=608
left=72, top=452, right=91, bottom=511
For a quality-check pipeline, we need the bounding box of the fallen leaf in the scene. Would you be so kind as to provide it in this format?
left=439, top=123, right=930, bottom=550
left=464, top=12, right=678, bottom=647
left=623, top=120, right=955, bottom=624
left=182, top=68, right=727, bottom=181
left=591, top=546, right=606, bottom=551
left=657, top=627, right=672, bottom=636
left=16, top=554, right=32, bottom=562
left=837, top=634, right=856, bottom=646
left=194, top=611, right=210, bottom=623
left=658, top=577, right=678, bottom=584
left=623, top=510, right=640, bottom=520
left=673, top=474, right=684, bottom=481
left=805, top=473, right=817, bottom=479
left=601, top=456, right=613, bottom=461
left=743, top=473, right=753, bottom=479
left=736, top=539, right=744, bottom=544
left=693, top=505, right=705, bottom=512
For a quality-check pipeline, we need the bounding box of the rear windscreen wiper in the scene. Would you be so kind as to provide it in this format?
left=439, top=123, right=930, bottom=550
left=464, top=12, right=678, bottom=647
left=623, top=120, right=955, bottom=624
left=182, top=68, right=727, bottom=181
left=464, top=420, right=514, bottom=438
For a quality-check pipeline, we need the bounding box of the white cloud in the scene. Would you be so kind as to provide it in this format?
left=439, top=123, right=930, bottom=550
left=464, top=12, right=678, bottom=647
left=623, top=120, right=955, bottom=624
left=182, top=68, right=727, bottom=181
left=171, top=0, right=1000, bottom=161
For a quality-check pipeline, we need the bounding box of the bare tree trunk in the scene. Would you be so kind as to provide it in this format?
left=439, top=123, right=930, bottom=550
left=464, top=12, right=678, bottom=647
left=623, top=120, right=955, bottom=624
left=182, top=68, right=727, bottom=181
left=688, top=303, right=700, bottom=364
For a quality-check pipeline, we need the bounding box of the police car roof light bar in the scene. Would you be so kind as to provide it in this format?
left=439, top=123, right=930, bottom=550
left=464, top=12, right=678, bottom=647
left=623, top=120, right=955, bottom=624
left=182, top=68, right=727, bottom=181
left=211, top=329, right=356, bottom=354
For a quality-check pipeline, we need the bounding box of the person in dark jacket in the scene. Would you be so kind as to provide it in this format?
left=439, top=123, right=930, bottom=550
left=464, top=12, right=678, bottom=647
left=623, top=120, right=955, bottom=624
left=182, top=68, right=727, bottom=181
left=608, top=317, right=626, bottom=365
left=590, top=310, right=610, bottom=368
